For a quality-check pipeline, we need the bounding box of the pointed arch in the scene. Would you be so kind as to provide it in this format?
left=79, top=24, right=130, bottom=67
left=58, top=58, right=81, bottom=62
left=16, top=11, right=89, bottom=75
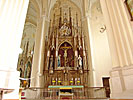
left=58, top=41, right=73, bottom=50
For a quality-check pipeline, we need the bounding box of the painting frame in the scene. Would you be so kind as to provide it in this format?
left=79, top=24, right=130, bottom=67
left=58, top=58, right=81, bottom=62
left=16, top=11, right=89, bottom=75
left=125, top=0, right=133, bottom=21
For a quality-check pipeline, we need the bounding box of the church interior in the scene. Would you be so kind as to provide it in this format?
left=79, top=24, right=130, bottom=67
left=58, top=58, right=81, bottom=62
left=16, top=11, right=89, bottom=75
left=0, top=0, right=133, bottom=100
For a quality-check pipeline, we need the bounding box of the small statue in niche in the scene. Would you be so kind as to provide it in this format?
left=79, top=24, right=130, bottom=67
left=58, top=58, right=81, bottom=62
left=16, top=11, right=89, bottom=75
left=78, top=55, right=82, bottom=68
left=58, top=54, right=61, bottom=67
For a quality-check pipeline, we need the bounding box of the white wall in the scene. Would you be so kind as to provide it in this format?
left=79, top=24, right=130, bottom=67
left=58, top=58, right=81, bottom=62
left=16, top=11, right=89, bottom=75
left=0, top=0, right=29, bottom=70
left=90, top=0, right=112, bottom=87
left=0, top=0, right=29, bottom=99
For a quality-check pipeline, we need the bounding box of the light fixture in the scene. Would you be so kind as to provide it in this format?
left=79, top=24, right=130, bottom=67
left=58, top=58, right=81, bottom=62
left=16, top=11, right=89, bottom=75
left=100, top=25, right=106, bottom=33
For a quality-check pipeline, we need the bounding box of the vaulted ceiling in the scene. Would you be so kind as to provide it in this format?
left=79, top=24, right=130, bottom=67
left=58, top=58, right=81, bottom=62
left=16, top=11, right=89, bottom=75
left=29, top=0, right=91, bottom=17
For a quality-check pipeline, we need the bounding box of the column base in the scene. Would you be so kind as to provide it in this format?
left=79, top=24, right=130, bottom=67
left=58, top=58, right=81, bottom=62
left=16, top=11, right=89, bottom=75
left=30, top=74, right=44, bottom=88
left=110, top=65, right=133, bottom=99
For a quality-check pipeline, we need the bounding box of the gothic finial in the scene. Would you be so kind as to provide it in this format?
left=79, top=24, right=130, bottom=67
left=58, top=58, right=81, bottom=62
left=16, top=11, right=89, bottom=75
left=69, top=7, right=72, bottom=35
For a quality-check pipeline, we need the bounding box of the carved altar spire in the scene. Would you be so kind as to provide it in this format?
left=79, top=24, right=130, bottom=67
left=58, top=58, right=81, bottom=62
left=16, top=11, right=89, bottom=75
left=52, top=13, right=56, bottom=32
left=63, top=12, right=67, bottom=23
left=69, top=7, right=72, bottom=35
left=51, top=14, right=55, bottom=50
left=59, top=7, right=62, bottom=28
left=51, top=33, right=55, bottom=50
left=76, top=12, right=78, bottom=27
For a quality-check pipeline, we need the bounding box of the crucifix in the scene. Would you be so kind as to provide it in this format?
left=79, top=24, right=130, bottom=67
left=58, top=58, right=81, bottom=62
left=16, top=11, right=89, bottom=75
left=60, top=43, right=72, bottom=67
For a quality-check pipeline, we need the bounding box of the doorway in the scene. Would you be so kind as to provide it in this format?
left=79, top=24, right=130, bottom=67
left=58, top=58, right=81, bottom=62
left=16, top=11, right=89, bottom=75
left=102, top=77, right=110, bottom=98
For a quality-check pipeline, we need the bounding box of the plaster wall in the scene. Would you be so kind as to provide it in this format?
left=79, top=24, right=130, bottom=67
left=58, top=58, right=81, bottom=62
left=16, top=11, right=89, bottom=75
left=0, top=0, right=29, bottom=99
left=100, top=0, right=133, bottom=98
left=90, top=0, right=112, bottom=86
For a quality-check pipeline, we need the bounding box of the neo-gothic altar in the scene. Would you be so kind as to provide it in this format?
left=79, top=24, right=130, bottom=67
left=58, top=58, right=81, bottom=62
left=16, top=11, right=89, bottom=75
left=44, top=7, right=89, bottom=89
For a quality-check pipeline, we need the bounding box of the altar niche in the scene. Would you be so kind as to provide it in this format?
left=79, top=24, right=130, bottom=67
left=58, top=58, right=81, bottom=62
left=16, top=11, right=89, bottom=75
left=58, top=42, right=74, bottom=68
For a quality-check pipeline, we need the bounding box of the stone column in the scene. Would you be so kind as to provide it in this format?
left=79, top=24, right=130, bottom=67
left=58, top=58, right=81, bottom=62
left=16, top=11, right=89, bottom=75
left=100, top=0, right=133, bottom=98
left=84, top=16, right=95, bottom=87
left=30, top=15, right=48, bottom=87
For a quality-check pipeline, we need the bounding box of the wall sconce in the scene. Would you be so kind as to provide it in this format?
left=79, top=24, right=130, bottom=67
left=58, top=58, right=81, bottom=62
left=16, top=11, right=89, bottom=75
left=100, top=25, right=106, bottom=33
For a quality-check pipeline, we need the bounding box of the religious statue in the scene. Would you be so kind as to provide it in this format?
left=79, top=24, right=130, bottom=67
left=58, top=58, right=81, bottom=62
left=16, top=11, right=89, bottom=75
left=78, top=55, right=82, bottom=68
left=58, top=54, right=61, bottom=67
